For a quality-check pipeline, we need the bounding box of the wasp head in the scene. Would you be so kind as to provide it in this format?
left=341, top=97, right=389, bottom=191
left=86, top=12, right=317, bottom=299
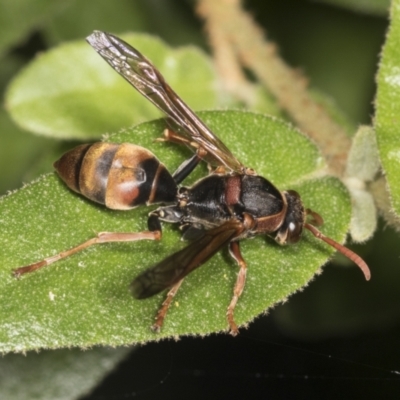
left=274, top=190, right=305, bottom=245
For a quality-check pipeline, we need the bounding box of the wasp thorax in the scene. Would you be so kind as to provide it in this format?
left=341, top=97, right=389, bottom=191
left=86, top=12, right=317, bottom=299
left=54, top=142, right=177, bottom=210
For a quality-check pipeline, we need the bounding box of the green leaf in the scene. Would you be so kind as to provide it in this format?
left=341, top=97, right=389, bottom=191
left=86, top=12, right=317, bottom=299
left=375, top=0, right=400, bottom=217
left=346, top=126, right=380, bottom=182
left=345, top=126, right=379, bottom=242
left=0, top=110, right=354, bottom=353
left=347, top=188, right=377, bottom=242
left=0, top=347, right=130, bottom=400
left=5, top=33, right=219, bottom=140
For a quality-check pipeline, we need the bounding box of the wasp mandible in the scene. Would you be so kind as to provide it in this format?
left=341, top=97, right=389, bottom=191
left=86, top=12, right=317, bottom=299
left=13, top=31, right=371, bottom=336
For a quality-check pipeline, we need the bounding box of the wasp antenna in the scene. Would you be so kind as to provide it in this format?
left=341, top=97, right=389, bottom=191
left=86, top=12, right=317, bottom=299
left=304, top=223, right=371, bottom=281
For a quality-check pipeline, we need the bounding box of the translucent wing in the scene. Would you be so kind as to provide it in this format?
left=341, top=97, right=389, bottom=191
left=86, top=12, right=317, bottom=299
left=130, top=220, right=244, bottom=299
left=86, top=31, right=245, bottom=173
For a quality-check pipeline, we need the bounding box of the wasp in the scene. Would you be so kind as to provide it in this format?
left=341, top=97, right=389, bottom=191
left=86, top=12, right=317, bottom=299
left=13, top=31, right=371, bottom=336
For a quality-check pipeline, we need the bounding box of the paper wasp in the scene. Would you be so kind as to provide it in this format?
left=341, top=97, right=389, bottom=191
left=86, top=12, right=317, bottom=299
left=13, top=31, right=370, bottom=336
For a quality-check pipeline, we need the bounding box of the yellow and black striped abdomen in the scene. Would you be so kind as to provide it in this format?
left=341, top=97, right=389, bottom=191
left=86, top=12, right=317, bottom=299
left=54, top=143, right=177, bottom=210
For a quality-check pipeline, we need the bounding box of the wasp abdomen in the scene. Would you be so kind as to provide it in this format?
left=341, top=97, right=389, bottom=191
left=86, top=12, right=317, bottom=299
left=54, top=143, right=177, bottom=210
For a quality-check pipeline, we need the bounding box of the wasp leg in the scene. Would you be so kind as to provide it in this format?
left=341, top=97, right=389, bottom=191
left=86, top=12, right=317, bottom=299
left=158, top=128, right=211, bottom=184
left=158, top=128, right=207, bottom=184
left=226, top=241, right=248, bottom=336
left=208, top=165, right=229, bottom=175
left=13, top=214, right=162, bottom=278
left=151, top=278, right=184, bottom=333
left=156, top=128, right=198, bottom=148
left=172, top=147, right=207, bottom=184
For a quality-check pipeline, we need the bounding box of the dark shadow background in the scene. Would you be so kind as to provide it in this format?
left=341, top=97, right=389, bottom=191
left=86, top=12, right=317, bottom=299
left=83, top=312, right=400, bottom=400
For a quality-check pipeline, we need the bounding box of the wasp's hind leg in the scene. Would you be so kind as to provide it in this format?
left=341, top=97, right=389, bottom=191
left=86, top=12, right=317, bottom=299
left=151, top=278, right=184, bottom=332
left=156, top=129, right=208, bottom=184
left=158, top=129, right=231, bottom=177
left=156, top=128, right=200, bottom=150
left=13, top=213, right=163, bottom=278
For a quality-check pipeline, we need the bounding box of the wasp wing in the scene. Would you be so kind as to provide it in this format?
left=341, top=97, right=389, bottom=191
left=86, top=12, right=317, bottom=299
left=87, top=31, right=245, bottom=174
left=130, top=220, right=245, bottom=299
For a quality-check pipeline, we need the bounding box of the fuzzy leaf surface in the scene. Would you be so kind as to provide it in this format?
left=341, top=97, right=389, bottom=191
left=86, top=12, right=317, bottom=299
left=0, top=110, right=354, bottom=352
left=375, top=0, right=400, bottom=216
